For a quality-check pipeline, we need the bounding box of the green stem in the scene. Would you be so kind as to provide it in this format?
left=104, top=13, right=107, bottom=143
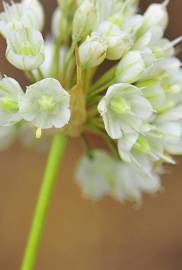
left=64, top=41, right=77, bottom=79
left=90, top=66, right=116, bottom=92
left=87, top=79, right=116, bottom=100
left=20, top=134, right=68, bottom=270
left=37, top=68, right=44, bottom=80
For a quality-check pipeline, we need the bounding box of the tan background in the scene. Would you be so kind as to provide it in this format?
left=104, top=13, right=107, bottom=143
left=0, top=0, right=182, bottom=269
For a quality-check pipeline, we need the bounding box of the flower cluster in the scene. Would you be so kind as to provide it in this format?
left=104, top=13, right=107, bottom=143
left=0, top=0, right=182, bottom=205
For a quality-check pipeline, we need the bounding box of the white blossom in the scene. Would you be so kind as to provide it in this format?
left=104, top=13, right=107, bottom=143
left=156, top=105, right=182, bottom=154
left=98, top=83, right=153, bottom=139
left=20, top=78, right=71, bottom=129
left=76, top=150, right=115, bottom=200
left=5, top=27, right=45, bottom=71
left=98, top=21, right=132, bottom=60
left=112, top=161, right=161, bottom=205
left=118, top=127, right=174, bottom=174
left=116, top=49, right=156, bottom=84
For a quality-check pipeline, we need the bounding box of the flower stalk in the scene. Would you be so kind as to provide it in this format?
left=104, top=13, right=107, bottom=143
left=20, top=134, right=68, bottom=270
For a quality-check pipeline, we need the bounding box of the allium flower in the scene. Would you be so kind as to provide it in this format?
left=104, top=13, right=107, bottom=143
left=98, top=21, right=132, bottom=60
left=116, top=49, right=156, bottom=83
left=156, top=105, right=182, bottom=154
left=3, top=1, right=182, bottom=268
left=112, top=162, right=161, bottom=205
left=118, top=128, right=174, bottom=173
left=76, top=150, right=114, bottom=200
left=0, top=76, right=24, bottom=126
left=20, top=78, right=71, bottom=129
left=98, top=83, right=153, bottom=139
left=0, top=0, right=182, bottom=208
left=5, top=27, right=45, bottom=71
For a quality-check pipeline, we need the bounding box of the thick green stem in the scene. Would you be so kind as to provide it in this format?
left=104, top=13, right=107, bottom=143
left=20, top=134, right=68, bottom=270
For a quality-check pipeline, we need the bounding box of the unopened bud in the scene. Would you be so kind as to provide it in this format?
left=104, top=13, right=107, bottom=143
left=79, top=33, right=107, bottom=68
left=72, top=0, right=97, bottom=42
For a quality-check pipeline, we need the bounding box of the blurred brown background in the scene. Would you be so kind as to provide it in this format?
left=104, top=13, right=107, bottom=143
left=0, top=0, right=182, bottom=269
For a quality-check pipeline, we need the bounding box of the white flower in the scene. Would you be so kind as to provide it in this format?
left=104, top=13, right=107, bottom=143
left=5, top=27, right=45, bottom=71
left=156, top=105, right=182, bottom=154
left=98, top=21, right=132, bottom=60
left=0, top=76, right=24, bottom=126
left=0, top=2, right=41, bottom=37
left=98, top=83, right=153, bottom=139
left=112, top=162, right=161, bottom=205
left=122, top=14, right=144, bottom=35
left=116, top=50, right=156, bottom=84
left=20, top=78, right=71, bottom=129
left=134, top=26, right=163, bottom=50
left=72, top=0, right=97, bottom=41
left=76, top=150, right=115, bottom=200
left=137, top=80, right=168, bottom=113
left=79, top=32, right=107, bottom=68
left=22, top=0, right=44, bottom=31
left=117, top=128, right=174, bottom=173
left=0, top=126, right=17, bottom=151
left=158, top=121, right=182, bottom=155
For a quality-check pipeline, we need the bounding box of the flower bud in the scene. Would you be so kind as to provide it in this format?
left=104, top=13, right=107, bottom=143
left=143, top=0, right=169, bottom=31
left=22, top=0, right=44, bottom=31
left=106, top=33, right=132, bottom=60
left=98, top=21, right=132, bottom=60
left=0, top=76, right=24, bottom=126
left=79, top=33, right=107, bottom=68
left=116, top=51, right=145, bottom=83
left=0, top=2, right=42, bottom=37
left=72, top=0, right=97, bottom=42
left=6, top=27, right=45, bottom=71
